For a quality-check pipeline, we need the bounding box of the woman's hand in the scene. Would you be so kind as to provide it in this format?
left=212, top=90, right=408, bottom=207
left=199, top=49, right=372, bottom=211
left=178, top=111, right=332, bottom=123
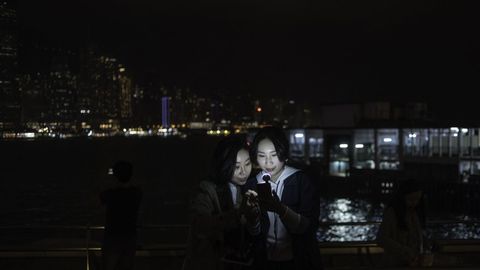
left=260, top=190, right=286, bottom=215
left=242, top=190, right=260, bottom=222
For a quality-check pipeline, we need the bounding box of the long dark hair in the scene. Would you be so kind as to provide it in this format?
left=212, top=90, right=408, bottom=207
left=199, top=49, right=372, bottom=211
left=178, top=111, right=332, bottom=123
left=388, top=179, right=426, bottom=230
left=209, top=135, right=249, bottom=186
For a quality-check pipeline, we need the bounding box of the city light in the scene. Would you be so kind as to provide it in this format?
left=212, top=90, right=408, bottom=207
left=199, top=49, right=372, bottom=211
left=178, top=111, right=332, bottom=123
left=383, top=138, right=392, bottom=143
left=256, top=107, right=262, bottom=112
left=339, top=144, right=348, bottom=149
left=355, top=144, right=364, bottom=149
left=294, top=133, right=304, bottom=138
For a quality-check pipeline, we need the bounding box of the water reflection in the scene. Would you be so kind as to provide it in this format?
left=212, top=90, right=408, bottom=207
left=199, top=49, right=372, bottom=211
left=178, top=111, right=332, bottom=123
left=318, top=198, right=480, bottom=242
left=318, top=198, right=381, bottom=241
left=427, top=223, right=480, bottom=240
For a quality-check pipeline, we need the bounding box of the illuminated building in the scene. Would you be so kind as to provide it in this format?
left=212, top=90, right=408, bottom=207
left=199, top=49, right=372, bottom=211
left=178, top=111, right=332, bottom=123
left=79, top=49, right=133, bottom=124
left=0, top=2, right=19, bottom=129
left=19, top=73, right=47, bottom=122
left=118, top=66, right=132, bottom=119
left=45, top=63, right=77, bottom=124
left=161, top=96, right=170, bottom=127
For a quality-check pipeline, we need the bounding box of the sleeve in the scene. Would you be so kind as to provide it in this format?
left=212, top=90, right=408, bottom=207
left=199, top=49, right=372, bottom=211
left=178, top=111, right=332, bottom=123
left=190, top=182, right=240, bottom=238
left=245, top=215, right=261, bottom=236
left=281, top=172, right=319, bottom=234
left=377, top=208, right=416, bottom=262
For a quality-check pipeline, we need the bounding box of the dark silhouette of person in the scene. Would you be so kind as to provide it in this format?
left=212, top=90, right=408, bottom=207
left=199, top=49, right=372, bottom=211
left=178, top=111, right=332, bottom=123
left=377, top=179, right=434, bottom=267
left=100, top=161, right=142, bottom=270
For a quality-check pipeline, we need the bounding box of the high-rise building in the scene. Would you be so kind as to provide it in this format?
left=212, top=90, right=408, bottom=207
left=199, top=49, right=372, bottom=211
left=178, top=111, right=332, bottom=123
left=118, top=66, right=132, bottom=119
left=45, top=68, right=77, bottom=123
left=19, top=73, right=47, bottom=122
left=0, top=2, right=19, bottom=129
left=161, top=96, right=170, bottom=127
left=79, top=48, right=133, bottom=123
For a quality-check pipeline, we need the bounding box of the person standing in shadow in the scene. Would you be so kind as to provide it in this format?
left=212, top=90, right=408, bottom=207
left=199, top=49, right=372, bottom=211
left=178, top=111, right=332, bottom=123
left=377, top=179, right=435, bottom=267
left=100, top=161, right=142, bottom=270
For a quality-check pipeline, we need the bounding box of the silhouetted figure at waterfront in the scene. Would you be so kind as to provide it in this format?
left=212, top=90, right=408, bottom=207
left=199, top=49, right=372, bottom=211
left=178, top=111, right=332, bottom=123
left=377, top=179, right=434, bottom=267
left=100, top=161, right=142, bottom=270
left=184, top=135, right=260, bottom=270
left=245, top=126, right=323, bottom=270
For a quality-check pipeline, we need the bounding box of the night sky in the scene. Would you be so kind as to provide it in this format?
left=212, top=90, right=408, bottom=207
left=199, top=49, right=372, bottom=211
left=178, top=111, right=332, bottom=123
left=15, top=0, right=480, bottom=118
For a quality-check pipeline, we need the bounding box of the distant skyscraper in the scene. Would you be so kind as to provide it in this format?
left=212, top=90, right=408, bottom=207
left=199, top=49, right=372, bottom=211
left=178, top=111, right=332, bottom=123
left=0, top=2, right=19, bottom=129
left=118, top=67, right=132, bottom=119
left=19, top=73, right=47, bottom=122
left=45, top=68, right=77, bottom=123
left=162, top=96, right=170, bottom=127
left=79, top=48, right=133, bottom=123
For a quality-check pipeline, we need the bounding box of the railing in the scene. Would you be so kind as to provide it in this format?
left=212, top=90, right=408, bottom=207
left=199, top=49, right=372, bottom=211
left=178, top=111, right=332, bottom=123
left=1, top=222, right=480, bottom=269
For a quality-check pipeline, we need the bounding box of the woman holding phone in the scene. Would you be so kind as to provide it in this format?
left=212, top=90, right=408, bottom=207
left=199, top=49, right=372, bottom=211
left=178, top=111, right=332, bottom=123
left=246, top=126, right=323, bottom=270
left=184, top=135, right=260, bottom=270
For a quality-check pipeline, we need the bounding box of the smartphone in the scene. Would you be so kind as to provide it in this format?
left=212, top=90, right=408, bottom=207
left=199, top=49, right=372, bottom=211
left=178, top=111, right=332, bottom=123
left=257, top=182, right=272, bottom=202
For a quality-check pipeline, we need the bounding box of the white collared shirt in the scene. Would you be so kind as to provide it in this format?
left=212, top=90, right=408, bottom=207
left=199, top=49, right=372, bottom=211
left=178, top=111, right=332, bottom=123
left=228, top=182, right=239, bottom=208
left=256, top=166, right=299, bottom=261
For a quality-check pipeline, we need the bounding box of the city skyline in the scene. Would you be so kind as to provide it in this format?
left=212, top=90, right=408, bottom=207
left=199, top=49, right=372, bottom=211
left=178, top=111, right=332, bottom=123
left=4, top=0, right=480, bottom=123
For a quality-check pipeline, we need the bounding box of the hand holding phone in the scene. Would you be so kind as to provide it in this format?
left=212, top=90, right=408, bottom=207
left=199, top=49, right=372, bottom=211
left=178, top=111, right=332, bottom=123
left=257, top=182, right=273, bottom=202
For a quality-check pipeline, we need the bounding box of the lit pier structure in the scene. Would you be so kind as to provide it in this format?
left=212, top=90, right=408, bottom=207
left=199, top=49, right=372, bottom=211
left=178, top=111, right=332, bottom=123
left=285, top=127, right=480, bottom=182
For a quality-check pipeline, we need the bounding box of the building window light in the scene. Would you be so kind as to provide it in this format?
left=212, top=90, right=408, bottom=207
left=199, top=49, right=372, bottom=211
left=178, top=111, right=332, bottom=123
left=383, top=138, right=392, bottom=143
left=339, top=144, right=349, bottom=149
left=294, top=133, right=304, bottom=138
left=355, top=144, right=364, bottom=149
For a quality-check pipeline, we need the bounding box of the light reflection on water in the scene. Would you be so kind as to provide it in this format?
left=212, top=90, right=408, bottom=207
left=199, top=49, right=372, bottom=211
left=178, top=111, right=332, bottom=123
left=318, top=198, right=480, bottom=242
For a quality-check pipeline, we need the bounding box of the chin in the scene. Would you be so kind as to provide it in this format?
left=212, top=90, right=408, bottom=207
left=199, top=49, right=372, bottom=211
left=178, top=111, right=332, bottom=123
left=233, top=179, right=247, bottom=185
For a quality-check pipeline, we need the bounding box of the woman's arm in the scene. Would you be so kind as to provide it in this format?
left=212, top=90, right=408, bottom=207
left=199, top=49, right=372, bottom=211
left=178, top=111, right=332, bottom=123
left=266, top=173, right=319, bottom=234
left=284, top=173, right=319, bottom=234
left=190, top=182, right=241, bottom=237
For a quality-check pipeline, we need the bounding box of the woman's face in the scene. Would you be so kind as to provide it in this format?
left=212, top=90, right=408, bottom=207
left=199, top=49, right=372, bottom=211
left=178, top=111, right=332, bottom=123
left=405, top=190, right=422, bottom=209
left=231, top=149, right=252, bottom=186
left=256, top=138, right=285, bottom=181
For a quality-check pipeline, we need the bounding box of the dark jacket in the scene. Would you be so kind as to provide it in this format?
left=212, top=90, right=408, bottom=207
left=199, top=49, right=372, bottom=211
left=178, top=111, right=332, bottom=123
left=184, top=181, right=255, bottom=270
left=245, top=169, right=323, bottom=270
left=377, top=207, right=425, bottom=267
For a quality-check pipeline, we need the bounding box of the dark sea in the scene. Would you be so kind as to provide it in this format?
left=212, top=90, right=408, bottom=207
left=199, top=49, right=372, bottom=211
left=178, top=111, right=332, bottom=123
left=1, top=136, right=479, bottom=243
left=0, top=136, right=220, bottom=227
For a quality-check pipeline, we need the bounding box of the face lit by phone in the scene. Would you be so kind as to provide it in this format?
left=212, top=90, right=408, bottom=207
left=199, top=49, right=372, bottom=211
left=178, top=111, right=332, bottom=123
left=231, top=149, right=252, bottom=185
left=256, top=138, right=285, bottom=182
